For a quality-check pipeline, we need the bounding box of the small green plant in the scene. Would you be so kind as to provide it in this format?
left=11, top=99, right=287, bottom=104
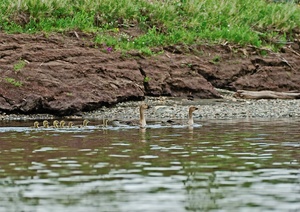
left=260, top=49, right=269, bottom=56
left=4, top=77, right=23, bottom=87
left=187, top=63, right=193, bottom=68
left=210, top=55, right=221, bottom=64
left=144, top=76, right=151, bottom=83
left=139, top=47, right=154, bottom=56
left=13, top=60, right=26, bottom=72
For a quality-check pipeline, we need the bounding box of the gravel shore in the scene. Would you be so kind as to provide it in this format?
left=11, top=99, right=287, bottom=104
left=1, top=94, right=300, bottom=122
left=84, top=97, right=300, bottom=121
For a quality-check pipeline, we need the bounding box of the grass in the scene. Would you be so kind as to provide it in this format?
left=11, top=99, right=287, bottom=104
left=4, top=77, right=23, bottom=87
left=1, top=0, right=300, bottom=52
left=210, top=55, right=221, bottom=64
left=13, top=60, right=26, bottom=72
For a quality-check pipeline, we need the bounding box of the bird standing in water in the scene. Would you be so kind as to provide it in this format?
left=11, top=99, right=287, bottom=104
left=110, top=103, right=151, bottom=129
left=139, top=103, right=150, bottom=128
left=187, top=106, right=198, bottom=126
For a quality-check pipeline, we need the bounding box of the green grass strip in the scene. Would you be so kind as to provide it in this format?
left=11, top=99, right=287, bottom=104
left=1, top=0, right=299, bottom=51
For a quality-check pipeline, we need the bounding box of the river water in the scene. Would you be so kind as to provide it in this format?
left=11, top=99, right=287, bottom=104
left=0, top=118, right=299, bottom=212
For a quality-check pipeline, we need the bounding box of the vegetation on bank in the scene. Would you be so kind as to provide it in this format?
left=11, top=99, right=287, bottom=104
left=1, top=0, right=300, bottom=52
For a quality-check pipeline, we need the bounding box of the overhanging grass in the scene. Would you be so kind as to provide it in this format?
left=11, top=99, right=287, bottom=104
left=1, top=0, right=299, bottom=51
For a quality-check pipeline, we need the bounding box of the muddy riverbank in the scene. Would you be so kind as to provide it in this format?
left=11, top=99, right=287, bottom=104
left=0, top=32, right=300, bottom=116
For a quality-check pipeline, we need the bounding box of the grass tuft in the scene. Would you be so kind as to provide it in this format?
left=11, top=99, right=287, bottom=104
left=13, top=60, right=26, bottom=72
left=4, top=77, right=23, bottom=87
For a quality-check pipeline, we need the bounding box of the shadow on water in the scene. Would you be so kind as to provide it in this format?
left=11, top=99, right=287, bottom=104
left=0, top=118, right=299, bottom=211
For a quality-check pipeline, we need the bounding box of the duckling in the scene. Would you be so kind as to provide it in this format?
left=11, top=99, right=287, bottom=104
left=104, top=119, right=108, bottom=127
left=33, top=121, right=39, bottom=128
left=78, top=119, right=89, bottom=128
left=101, top=118, right=109, bottom=129
left=97, top=118, right=109, bottom=130
left=52, top=120, right=59, bottom=128
left=83, top=119, right=89, bottom=127
left=59, top=120, right=65, bottom=128
left=68, top=121, right=74, bottom=128
left=43, top=120, right=49, bottom=128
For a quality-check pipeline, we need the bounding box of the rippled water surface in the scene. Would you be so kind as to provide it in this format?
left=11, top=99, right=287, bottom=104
left=0, top=119, right=299, bottom=212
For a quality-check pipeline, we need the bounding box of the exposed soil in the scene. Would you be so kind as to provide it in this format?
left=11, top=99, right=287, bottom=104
left=0, top=31, right=299, bottom=116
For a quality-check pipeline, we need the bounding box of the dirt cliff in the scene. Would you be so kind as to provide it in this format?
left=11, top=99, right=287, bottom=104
left=0, top=32, right=299, bottom=115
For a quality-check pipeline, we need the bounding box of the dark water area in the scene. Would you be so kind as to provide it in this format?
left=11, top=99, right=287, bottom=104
left=0, top=119, right=299, bottom=212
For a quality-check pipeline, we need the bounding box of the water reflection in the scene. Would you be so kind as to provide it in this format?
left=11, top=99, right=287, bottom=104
left=139, top=128, right=147, bottom=143
left=0, top=118, right=299, bottom=211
